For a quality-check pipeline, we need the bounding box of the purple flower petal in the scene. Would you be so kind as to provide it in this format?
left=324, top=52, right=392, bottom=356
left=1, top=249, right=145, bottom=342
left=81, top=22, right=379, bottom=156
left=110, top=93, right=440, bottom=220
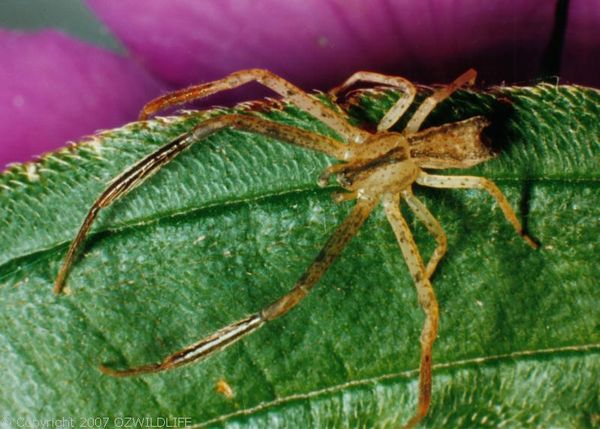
left=0, top=29, right=165, bottom=169
left=88, top=0, right=556, bottom=89
left=562, top=0, right=600, bottom=86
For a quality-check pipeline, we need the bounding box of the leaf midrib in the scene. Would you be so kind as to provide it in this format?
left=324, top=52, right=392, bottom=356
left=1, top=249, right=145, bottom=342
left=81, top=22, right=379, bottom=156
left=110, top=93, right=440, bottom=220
left=191, top=343, right=600, bottom=428
left=1, top=174, right=598, bottom=278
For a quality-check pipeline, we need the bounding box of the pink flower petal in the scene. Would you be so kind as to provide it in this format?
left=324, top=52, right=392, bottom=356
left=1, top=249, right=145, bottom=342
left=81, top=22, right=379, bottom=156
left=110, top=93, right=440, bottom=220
left=88, top=0, right=556, bottom=89
left=0, top=29, right=165, bottom=169
left=562, top=0, right=600, bottom=86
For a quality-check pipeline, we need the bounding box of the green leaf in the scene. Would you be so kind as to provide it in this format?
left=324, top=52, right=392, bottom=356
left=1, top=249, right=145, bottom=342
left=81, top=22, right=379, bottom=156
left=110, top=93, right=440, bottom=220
left=0, top=83, right=598, bottom=428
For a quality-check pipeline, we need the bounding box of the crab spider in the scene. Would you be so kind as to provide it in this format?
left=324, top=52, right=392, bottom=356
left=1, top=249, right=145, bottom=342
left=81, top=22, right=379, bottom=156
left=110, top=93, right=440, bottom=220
left=54, top=68, right=536, bottom=428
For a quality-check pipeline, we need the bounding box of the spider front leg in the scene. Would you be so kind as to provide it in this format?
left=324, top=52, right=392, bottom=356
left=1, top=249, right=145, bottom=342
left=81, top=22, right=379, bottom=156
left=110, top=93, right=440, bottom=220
left=329, top=71, right=417, bottom=132
left=140, top=68, right=368, bottom=144
left=405, top=69, right=477, bottom=133
left=416, top=172, right=538, bottom=248
left=100, top=196, right=379, bottom=376
left=54, top=114, right=348, bottom=294
left=382, top=192, right=439, bottom=429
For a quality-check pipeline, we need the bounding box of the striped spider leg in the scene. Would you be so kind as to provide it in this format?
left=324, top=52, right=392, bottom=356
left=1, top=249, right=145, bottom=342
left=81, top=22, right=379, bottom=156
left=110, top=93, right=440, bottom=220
left=54, top=68, right=536, bottom=428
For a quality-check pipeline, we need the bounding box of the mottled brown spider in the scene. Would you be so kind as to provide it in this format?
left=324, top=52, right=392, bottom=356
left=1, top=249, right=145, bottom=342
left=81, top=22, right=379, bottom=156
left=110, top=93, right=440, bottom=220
left=54, top=68, right=537, bottom=428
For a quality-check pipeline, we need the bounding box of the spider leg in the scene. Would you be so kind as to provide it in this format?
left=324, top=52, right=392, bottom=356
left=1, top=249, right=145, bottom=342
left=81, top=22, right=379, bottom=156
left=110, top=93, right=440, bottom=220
left=140, top=68, right=368, bottom=144
left=329, top=71, right=417, bottom=132
left=382, top=192, right=438, bottom=429
left=404, top=69, right=477, bottom=133
left=401, top=189, right=447, bottom=279
left=100, top=196, right=379, bottom=376
left=416, top=172, right=538, bottom=248
left=54, top=114, right=349, bottom=294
